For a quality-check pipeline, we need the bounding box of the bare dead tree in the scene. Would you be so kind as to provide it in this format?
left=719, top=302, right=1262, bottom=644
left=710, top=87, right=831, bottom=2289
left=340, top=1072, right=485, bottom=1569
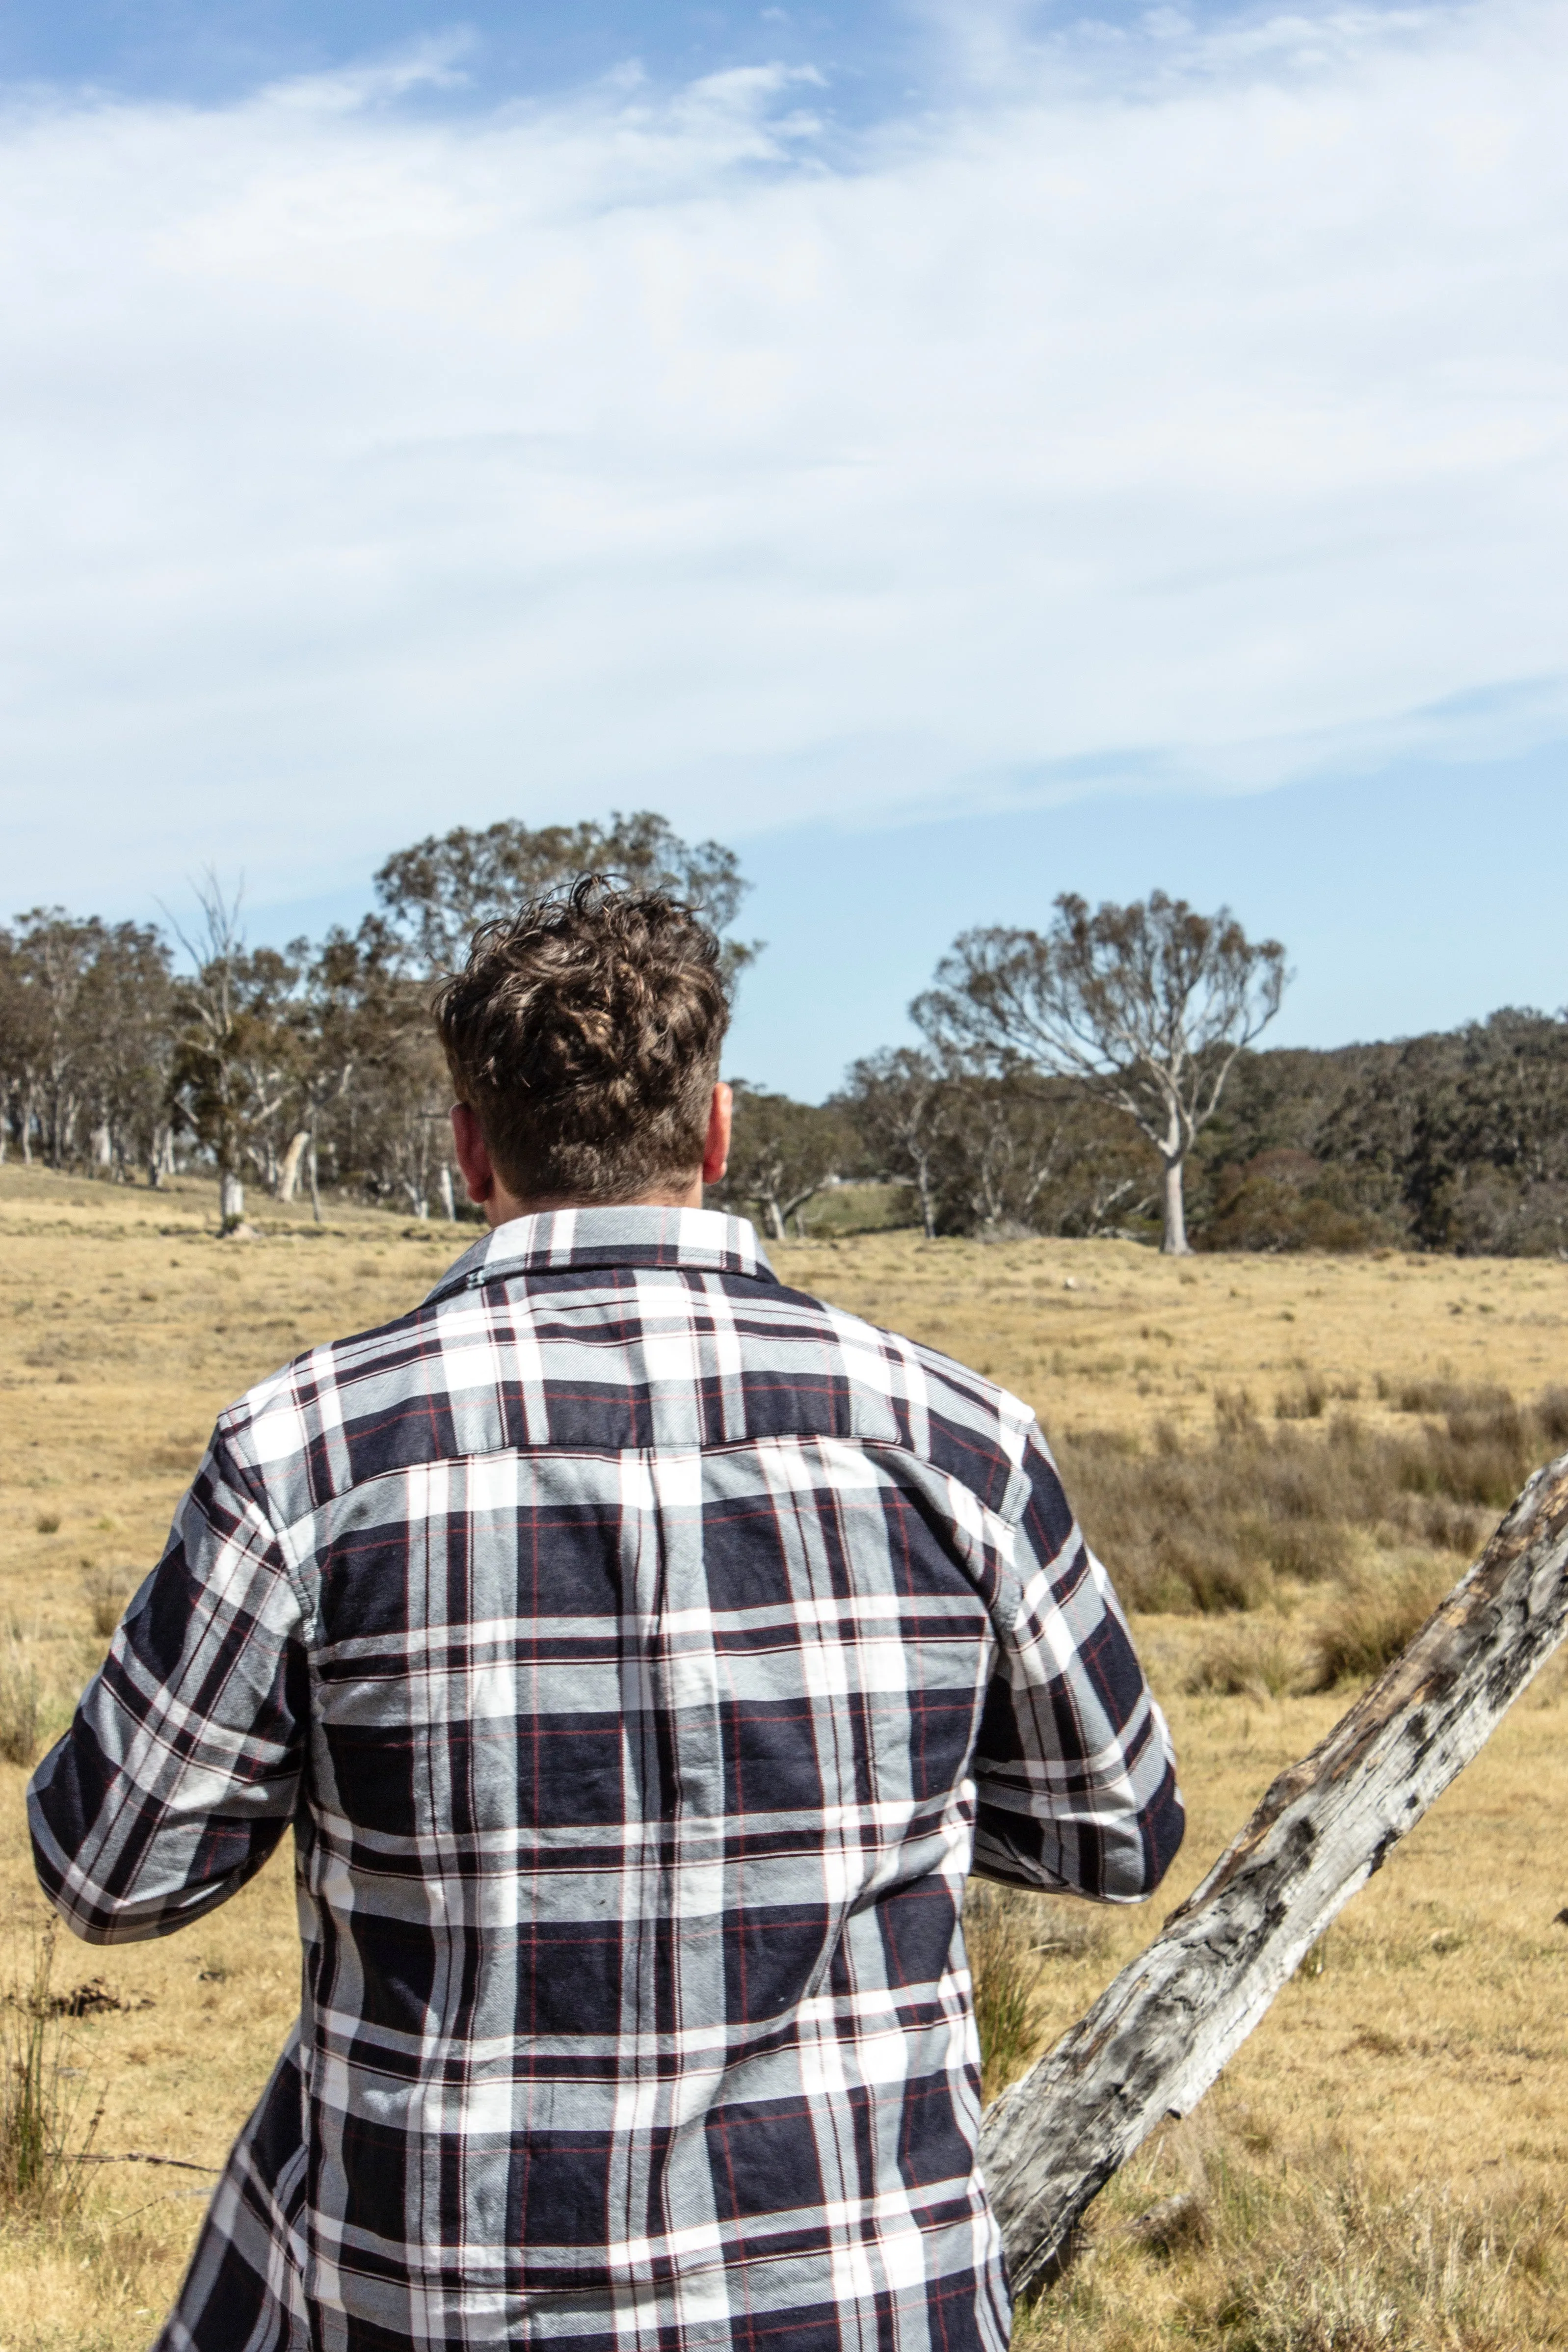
left=916, top=893, right=1288, bottom=1254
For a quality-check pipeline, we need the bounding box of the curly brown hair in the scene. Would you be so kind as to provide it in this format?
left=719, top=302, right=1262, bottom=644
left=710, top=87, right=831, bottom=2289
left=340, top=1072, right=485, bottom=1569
left=433, top=877, right=729, bottom=1203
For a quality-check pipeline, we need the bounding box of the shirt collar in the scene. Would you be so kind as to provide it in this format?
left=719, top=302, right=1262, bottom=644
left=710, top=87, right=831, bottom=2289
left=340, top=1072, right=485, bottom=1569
left=423, top=1205, right=777, bottom=1306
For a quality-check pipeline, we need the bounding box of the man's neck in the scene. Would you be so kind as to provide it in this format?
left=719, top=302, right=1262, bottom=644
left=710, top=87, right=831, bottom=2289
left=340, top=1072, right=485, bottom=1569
left=482, top=1178, right=704, bottom=1229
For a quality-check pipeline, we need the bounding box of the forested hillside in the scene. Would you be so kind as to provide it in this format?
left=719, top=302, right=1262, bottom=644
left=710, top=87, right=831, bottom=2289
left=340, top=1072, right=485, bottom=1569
left=1190, top=1011, right=1568, bottom=1255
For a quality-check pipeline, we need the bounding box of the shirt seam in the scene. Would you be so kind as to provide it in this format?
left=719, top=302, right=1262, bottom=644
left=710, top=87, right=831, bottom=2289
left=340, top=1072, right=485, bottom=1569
left=269, top=1429, right=1019, bottom=1587
left=212, top=1428, right=318, bottom=1643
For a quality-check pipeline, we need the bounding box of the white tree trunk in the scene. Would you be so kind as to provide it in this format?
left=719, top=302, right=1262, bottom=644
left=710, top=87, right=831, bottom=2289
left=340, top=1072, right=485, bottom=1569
left=979, top=1449, right=1568, bottom=2296
left=916, top=1167, right=936, bottom=1241
left=277, top=1130, right=311, bottom=1203
left=439, top=1164, right=457, bottom=1223
left=219, top=1169, right=245, bottom=1227
left=1158, top=1155, right=1189, bottom=1254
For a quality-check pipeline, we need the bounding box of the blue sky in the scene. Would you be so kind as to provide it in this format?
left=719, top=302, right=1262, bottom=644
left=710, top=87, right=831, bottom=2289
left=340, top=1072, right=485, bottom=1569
left=3, top=0, right=1565, bottom=1097
left=0, top=2, right=1296, bottom=109
left=0, top=3, right=897, bottom=108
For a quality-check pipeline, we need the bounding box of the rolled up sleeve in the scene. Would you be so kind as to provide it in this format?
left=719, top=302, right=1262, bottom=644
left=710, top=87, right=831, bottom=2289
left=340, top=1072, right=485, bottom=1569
left=971, top=1426, right=1183, bottom=1902
left=28, top=1433, right=307, bottom=1945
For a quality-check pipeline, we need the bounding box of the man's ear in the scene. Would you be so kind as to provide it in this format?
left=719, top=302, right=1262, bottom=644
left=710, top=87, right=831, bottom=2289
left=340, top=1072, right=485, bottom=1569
left=450, top=1102, right=496, bottom=1203
left=701, top=1083, right=733, bottom=1188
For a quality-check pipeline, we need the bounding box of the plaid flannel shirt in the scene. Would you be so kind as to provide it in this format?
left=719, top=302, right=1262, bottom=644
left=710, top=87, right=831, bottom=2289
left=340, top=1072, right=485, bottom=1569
left=30, top=1207, right=1182, bottom=2352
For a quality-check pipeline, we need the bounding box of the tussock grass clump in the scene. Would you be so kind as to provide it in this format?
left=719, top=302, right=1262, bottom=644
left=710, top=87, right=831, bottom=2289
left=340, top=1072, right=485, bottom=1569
left=965, top=1885, right=1112, bottom=2105
left=1273, top=1377, right=1327, bottom=1421
left=80, top=1567, right=131, bottom=1641
left=0, top=1640, right=42, bottom=1766
left=1309, top=1558, right=1456, bottom=1690
left=1189, top=2169, right=1563, bottom=2352
left=1016, top=2140, right=1568, bottom=2352
left=1057, top=1385, right=1566, bottom=1617
left=1538, top=1386, right=1568, bottom=1446
left=964, top=1881, right=1042, bottom=2103
left=1186, top=1623, right=1304, bottom=1702
left=1, top=1922, right=103, bottom=2217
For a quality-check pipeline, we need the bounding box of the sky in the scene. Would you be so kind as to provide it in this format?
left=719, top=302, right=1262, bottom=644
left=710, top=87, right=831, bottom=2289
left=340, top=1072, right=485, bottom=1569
left=2, top=0, right=1566, bottom=1098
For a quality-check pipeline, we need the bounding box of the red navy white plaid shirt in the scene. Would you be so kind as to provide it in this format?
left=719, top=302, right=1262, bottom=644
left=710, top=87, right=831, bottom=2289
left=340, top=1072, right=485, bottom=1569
left=30, top=1207, right=1182, bottom=2352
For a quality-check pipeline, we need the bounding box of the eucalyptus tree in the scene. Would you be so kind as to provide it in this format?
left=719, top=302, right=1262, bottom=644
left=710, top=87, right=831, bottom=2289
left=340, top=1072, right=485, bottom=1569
left=916, top=892, right=1288, bottom=1254
left=167, top=880, right=302, bottom=1228
left=720, top=1089, right=852, bottom=1240
left=279, top=916, right=415, bottom=1216
left=838, top=1048, right=950, bottom=1238
left=0, top=921, right=47, bottom=1159
left=374, top=809, right=759, bottom=990
left=78, top=921, right=175, bottom=1179
left=3, top=909, right=103, bottom=1165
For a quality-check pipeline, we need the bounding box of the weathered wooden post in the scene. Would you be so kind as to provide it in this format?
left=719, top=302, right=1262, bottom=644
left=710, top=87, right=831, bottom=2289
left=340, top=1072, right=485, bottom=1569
left=980, top=1449, right=1568, bottom=2297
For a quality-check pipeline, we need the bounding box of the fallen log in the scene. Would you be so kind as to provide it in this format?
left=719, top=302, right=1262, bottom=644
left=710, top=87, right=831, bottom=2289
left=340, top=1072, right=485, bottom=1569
left=979, top=1447, right=1568, bottom=2299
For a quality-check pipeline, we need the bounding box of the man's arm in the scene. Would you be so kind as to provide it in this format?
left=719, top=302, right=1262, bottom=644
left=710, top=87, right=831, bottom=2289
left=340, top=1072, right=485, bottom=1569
left=28, top=1432, right=307, bottom=1945
left=971, top=1426, right=1183, bottom=1903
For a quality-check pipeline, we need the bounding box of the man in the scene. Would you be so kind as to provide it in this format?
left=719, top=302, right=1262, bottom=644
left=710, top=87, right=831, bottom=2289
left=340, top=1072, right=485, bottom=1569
left=30, top=879, right=1182, bottom=2352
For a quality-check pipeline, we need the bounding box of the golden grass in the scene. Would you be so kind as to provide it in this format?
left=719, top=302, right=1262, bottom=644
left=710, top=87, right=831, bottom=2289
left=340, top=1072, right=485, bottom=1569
left=2, top=1168, right=1568, bottom=2345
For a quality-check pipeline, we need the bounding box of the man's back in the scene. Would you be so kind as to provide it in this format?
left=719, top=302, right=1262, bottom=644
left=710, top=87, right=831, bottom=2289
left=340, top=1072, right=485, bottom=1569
left=31, top=1205, right=1181, bottom=2352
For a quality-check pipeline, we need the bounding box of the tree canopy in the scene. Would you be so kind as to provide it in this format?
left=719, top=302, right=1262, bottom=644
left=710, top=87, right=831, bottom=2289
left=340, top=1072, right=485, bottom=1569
left=374, top=810, right=758, bottom=986
left=914, top=893, right=1288, bottom=1253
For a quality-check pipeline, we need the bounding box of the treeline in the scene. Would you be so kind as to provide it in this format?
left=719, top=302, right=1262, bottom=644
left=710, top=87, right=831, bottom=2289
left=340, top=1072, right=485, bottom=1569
left=721, top=1013, right=1568, bottom=1256
left=721, top=1067, right=1156, bottom=1243
left=5, top=811, right=1565, bottom=1255
left=0, top=814, right=750, bottom=1224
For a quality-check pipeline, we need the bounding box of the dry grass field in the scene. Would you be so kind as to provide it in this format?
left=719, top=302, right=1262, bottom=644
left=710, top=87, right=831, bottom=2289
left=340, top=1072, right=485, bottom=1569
left=2, top=1163, right=1568, bottom=2349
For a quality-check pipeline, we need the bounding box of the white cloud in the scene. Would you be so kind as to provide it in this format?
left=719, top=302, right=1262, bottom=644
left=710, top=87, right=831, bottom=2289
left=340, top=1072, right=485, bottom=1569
left=1, top=2, right=1566, bottom=908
